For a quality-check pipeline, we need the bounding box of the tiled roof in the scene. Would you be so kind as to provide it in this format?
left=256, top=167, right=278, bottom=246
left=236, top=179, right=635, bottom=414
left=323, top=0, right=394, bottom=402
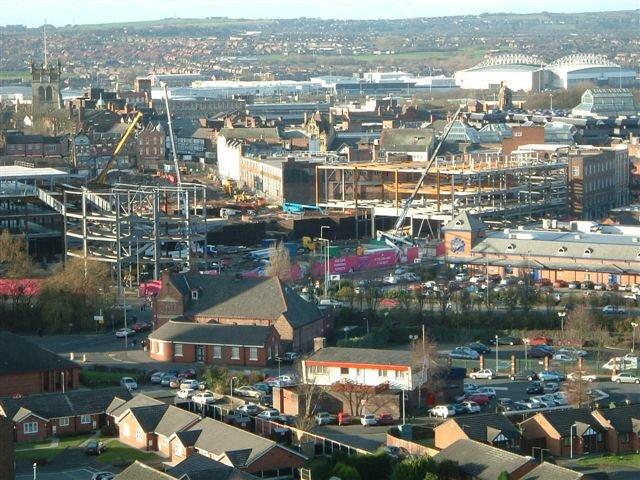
left=0, top=332, right=79, bottom=375
left=525, top=408, right=606, bottom=437
left=520, top=462, right=585, bottom=480
left=442, top=413, right=520, bottom=443
left=593, top=404, right=640, bottom=433
left=148, top=320, right=273, bottom=347
left=107, top=393, right=164, bottom=418
left=306, top=346, right=412, bottom=367
left=443, top=211, right=486, bottom=232
left=167, top=453, right=258, bottom=480
left=127, top=404, right=198, bottom=436
left=168, top=273, right=322, bottom=328
left=219, top=127, right=281, bottom=141
left=115, top=461, right=175, bottom=480
left=0, top=387, right=132, bottom=421
left=434, top=439, right=533, bottom=480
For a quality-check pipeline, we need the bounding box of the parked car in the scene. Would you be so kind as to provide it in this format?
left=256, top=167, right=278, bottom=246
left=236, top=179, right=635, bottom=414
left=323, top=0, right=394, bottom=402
left=520, top=398, right=543, bottom=409
left=275, top=352, right=300, bottom=364
left=557, top=348, right=588, bottom=358
left=315, top=412, right=337, bottom=425
left=543, top=382, right=560, bottom=393
left=451, top=403, right=467, bottom=415
left=120, top=377, right=138, bottom=390
left=381, top=446, right=409, bottom=460
left=612, top=372, right=640, bottom=384
left=530, top=336, right=552, bottom=346
left=567, top=371, right=597, bottom=382
left=132, top=322, right=152, bottom=332
left=169, top=377, right=181, bottom=389
left=337, top=412, right=353, bottom=425
left=318, top=299, right=344, bottom=309
left=465, top=394, right=490, bottom=406
left=602, top=305, right=626, bottom=315
left=568, top=281, right=580, bottom=289
left=509, top=370, right=538, bottom=381
left=490, top=335, right=520, bottom=346
left=429, top=405, right=456, bottom=418
left=192, top=391, right=219, bottom=405
left=467, top=342, right=492, bottom=354
left=180, top=379, right=200, bottom=390
left=461, top=401, right=481, bottom=414
left=475, top=387, right=496, bottom=398
left=529, top=346, right=555, bottom=358
left=150, top=371, right=164, bottom=384
left=257, top=409, right=280, bottom=420
left=551, top=392, right=569, bottom=406
left=377, top=413, right=395, bottom=425
left=161, top=374, right=178, bottom=387
left=450, top=347, right=480, bottom=360
left=234, top=385, right=264, bottom=398
left=91, top=473, right=115, bottom=480
left=176, top=388, right=195, bottom=399
left=539, top=370, right=565, bottom=382
left=253, top=382, right=271, bottom=393
left=469, top=369, right=495, bottom=380
left=238, top=403, right=260, bottom=416
left=526, top=382, right=545, bottom=395
left=361, top=414, right=378, bottom=426
left=84, top=440, right=106, bottom=456
left=553, top=353, right=576, bottom=362
left=464, top=383, right=479, bottom=393
left=115, top=328, right=135, bottom=338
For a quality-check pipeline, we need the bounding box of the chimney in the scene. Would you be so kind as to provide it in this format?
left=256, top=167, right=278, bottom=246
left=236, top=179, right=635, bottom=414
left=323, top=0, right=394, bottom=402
left=313, top=337, right=327, bottom=352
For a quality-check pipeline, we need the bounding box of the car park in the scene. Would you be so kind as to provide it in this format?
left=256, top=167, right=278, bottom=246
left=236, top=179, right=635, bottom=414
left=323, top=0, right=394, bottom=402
left=337, top=412, right=353, bottom=425
left=450, top=346, right=480, bottom=360
left=84, top=440, right=106, bottom=456
left=176, top=388, right=195, bottom=399
left=315, top=412, right=337, bottom=425
left=461, top=401, right=481, bottom=414
left=192, top=391, right=219, bottom=405
left=429, top=405, right=456, bottom=418
left=120, top=377, right=138, bottom=390
left=115, top=328, right=135, bottom=338
left=361, top=414, right=378, bottom=426
left=469, top=369, right=495, bottom=380
left=509, top=370, right=538, bottom=381
left=238, top=403, right=260, bottom=415
left=234, top=385, right=264, bottom=398
left=612, top=371, right=640, bottom=384
left=257, top=408, right=280, bottom=420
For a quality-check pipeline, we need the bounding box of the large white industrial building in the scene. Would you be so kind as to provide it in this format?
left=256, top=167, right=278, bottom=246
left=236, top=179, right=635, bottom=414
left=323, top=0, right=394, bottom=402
left=455, top=54, right=636, bottom=92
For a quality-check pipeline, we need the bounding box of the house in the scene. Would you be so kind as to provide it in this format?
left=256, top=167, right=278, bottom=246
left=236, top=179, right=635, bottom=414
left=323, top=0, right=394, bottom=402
left=520, top=408, right=606, bottom=458
left=167, top=417, right=306, bottom=476
left=116, top=404, right=200, bottom=454
left=105, top=393, right=165, bottom=432
left=520, top=462, right=589, bottom=480
left=153, top=271, right=328, bottom=352
left=433, top=439, right=536, bottom=480
left=166, top=452, right=258, bottom=479
left=379, top=128, right=435, bottom=161
left=115, top=461, right=175, bottom=480
left=0, top=387, right=132, bottom=442
left=0, top=332, right=81, bottom=396
left=0, top=416, right=15, bottom=480
left=434, top=412, right=522, bottom=450
left=591, top=404, right=640, bottom=454
left=148, top=320, right=280, bottom=367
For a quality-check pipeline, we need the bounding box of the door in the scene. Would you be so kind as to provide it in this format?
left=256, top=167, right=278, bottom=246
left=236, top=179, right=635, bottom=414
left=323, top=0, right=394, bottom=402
left=196, top=345, right=205, bottom=362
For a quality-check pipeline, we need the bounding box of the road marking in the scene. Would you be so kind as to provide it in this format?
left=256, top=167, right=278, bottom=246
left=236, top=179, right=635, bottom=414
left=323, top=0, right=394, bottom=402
left=491, top=387, right=510, bottom=390
left=107, top=352, right=136, bottom=364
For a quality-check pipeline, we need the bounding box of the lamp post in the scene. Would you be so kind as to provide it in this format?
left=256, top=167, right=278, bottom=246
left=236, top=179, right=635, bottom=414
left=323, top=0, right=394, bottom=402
left=631, top=321, right=638, bottom=353
left=495, top=335, right=499, bottom=374
left=570, top=423, right=577, bottom=459
left=33, top=462, right=37, bottom=480
left=320, top=226, right=331, bottom=299
left=230, top=376, right=238, bottom=401
left=558, top=311, right=567, bottom=332
left=277, top=358, right=282, bottom=379
left=523, top=338, right=530, bottom=370
left=364, top=315, right=370, bottom=335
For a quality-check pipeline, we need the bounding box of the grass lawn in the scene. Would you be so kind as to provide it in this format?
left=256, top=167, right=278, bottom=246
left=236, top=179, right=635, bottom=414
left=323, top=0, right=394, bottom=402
left=97, top=439, right=159, bottom=465
left=577, top=452, right=640, bottom=469
left=80, top=370, right=140, bottom=388
left=14, top=434, right=92, bottom=462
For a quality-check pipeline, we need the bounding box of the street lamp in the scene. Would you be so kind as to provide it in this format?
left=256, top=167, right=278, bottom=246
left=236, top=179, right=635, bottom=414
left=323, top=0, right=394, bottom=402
left=558, top=311, right=567, bottom=331
left=495, top=335, right=499, bottom=374
left=319, top=226, right=331, bottom=299
left=570, top=423, right=577, bottom=459
left=276, top=357, right=282, bottom=379
left=523, top=338, right=530, bottom=370
left=230, top=376, right=238, bottom=401
left=33, top=462, right=37, bottom=480
left=631, top=322, right=638, bottom=353
left=364, top=315, right=370, bottom=335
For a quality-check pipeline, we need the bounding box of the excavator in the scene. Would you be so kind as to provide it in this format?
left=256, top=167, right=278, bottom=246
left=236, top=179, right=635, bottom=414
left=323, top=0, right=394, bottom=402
left=92, top=111, right=144, bottom=186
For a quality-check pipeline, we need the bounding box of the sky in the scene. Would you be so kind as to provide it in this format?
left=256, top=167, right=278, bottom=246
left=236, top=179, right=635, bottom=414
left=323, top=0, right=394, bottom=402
left=0, top=0, right=638, bottom=27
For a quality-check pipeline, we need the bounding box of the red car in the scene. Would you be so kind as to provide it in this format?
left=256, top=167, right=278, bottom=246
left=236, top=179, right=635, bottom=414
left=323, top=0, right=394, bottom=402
left=530, top=336, right=552, bottom=346
left=178, top=369, right=196, bottom=379
left=337, top=412, right=352, bottom=425
left=466, top=394, right=490, bottom=405
left=377, top=413, right=395, bottom=425
left=132, top=322, right=152, bottom=333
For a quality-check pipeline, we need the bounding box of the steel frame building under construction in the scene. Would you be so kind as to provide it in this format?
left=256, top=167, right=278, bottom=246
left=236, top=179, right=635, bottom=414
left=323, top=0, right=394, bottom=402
left=315, top=151, right=568, bottom=238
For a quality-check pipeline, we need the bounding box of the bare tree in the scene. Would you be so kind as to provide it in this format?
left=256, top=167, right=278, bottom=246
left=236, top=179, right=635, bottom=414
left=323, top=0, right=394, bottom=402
left=332, top=379, right=380, bottom=416
left=364, top=284, right=382, bottom=315
left=411, top=333, right=447, bottom=406
left=563, top=371, right=593, bottom=406
left=265, top=242, right=292, bottom=282
left=0, top=230, right=33, bottom=278
left=294, top=360, right=327, bottom=432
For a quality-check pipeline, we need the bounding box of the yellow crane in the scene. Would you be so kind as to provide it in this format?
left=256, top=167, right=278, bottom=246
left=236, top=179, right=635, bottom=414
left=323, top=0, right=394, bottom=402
left=93, top=111, right=144, bottom=184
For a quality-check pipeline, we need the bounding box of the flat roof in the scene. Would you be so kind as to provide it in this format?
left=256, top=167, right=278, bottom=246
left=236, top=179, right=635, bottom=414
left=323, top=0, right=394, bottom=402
left=0, top=165, right=68, bottom=180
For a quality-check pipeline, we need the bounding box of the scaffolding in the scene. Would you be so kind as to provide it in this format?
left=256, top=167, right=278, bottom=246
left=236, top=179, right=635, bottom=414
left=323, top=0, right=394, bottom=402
left=316, top=151, right=568, bottom=236
left=62, top=183, right=208, bottom=284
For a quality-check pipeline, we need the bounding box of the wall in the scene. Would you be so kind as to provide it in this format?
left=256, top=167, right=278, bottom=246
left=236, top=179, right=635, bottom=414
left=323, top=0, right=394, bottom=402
left=386, top=432, right=439, bottom=457
left=149, top=339, right=275, bottom=367
left=304, top=363, right=413, bottom=390
left=15, top=414, right=49, bottom=442
left=118, top=413, right=154, bottom=451
left=434, top=419, right=468, bottom=450
left=0, top=368, right=80, bottom=397
left=502, top=126, right=545, bottom=155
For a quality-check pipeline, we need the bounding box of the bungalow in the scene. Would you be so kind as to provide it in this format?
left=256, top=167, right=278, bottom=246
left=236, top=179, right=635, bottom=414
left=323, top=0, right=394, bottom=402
left=116, top=404, right=200, bottom=453
left=0, top=387, right=132, bottom=442
left=520, top=462, right=589, bottom=480
left=434, top=412, right=522, bottom=451
left=591, top=404, right=640, bottom=454
left=433, top=439, right=536, bottom=480
left=520, top=408, right=607, bottom=458
left=167, top=417, right=306, bottom=476
left=148, top=321, right=280, bottom=367
left=105, top=393, right=164, bottom=432
left=116, top=457, right=258, bottom=479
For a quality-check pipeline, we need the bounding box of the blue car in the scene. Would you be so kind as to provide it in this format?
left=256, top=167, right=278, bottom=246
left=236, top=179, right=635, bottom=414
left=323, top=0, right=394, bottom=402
left=538, top=370, right=565, bottom=382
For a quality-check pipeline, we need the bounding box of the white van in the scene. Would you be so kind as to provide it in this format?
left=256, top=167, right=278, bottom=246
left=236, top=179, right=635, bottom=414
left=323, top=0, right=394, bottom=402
left=602, top=355, right=638, bottom=371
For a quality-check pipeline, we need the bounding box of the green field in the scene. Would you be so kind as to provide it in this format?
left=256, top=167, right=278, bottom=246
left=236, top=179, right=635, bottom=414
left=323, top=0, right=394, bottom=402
left=14, top=434, right=92, bottom=462
left=577, top=452, right=640, bottom=469
left=97, top=439, right=159, bottom=465
left=0, top=70, right=30, bottom=79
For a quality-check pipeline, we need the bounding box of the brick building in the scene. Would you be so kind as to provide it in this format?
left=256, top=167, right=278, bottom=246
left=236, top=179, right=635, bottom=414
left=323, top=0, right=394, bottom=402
left=137, top=122, right=166, bottom=169
left=0, top=416, right=15, bottom=480
left=1, top=132, right=69, bottom=157
left=434, top=412, right=521, bottom=451
left=0, top=387, right=132, bottom=442
left=148, top=321, right=280, bottom=367
left=501, top=126, right=545, bottom=155
left=153, top=272, right=328, bottom=352
left=591, top=404, right=640, bottom=454
left=0, top=332, right=80, bottom=397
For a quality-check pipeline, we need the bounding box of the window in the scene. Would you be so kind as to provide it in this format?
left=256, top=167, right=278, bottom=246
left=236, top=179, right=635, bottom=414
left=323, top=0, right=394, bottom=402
left=340, top=367, right=349, bottom=375
left=583, top=248, right=593, bottom=256
left=80, top=415, right=91, bottom=425
left=249, top=347, right=258, bottom=361
left=572, top=166, right=580, bottom=177
left=175, top=343, right=183, bottom=357
left=23, top=422, right=38, bottom=434
left=356, top=368, right=364, bottom=377
left=558, top=246, right=567, bottom=254
left=213, top=345, right=222, bottom=359
left=597, top=433, right=603, bottom=442
left=506, top=243, right=516, bottom=251
left=59, top=417, right=69, bottom=427
left=309, top=365, right=328, bottom=375
left=191, top=290, right=199, bottom=300
left=136, top=428, right=143, bottom=441
left=379, top=369, right=389, bottom=378
left=514, top=131, right=522, bottom=137
left=231, top=346, right=240, bottom=360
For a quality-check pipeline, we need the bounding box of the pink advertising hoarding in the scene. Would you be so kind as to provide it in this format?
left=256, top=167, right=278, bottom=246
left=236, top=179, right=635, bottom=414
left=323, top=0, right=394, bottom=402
left=311, top=247, right=419, bottom=277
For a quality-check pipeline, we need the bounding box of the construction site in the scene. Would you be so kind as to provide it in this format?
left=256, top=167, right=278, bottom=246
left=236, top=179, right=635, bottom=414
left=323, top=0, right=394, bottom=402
left=315, top=151, right=569, bottom=238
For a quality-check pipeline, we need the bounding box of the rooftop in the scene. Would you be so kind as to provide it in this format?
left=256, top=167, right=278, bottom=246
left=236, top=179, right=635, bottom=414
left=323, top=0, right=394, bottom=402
left=0, top=332, right=79, bottom=376
left=306, top=346, right=413, bottom=367
left=0, top=165, right=68, bottom=181
left=149, top=320, right=274, bottom=347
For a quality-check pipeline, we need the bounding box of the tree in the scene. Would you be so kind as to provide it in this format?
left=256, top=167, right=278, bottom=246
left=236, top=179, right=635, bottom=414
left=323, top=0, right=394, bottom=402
left=265, top=242, right=292, bottom=282
left=390, top=457, right=438, bottom=480
left=497, top=471, right=510, bottom=480
left=364, top=284, right=383, bottom=315
left=337, top=285, right=356, bottom=309
left=562, top=370, right=592, bottom=406
left=423, top=474, right=437, bottom=480
left=0, top=229, right=33, bottom=277
left=332, top=462, right=361, bottom=480
left=294, top=359, right=326, bottom=432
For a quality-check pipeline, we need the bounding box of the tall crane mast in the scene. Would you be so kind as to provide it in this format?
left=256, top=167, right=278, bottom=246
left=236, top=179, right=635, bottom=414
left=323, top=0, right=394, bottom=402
left=94, top=111, right=144, bottom=184
left=163, top=83, right=182, bottom=187
left=378, top=105, right=463, bottom=248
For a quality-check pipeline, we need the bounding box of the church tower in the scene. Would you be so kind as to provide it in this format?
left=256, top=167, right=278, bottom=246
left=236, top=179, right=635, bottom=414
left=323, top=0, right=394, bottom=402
left=31, top=59, right=63, bottom=116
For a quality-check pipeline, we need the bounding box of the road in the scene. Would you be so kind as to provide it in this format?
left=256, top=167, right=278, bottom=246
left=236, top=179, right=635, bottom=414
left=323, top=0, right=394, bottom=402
left=16, top=467, right=115, bottom=480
